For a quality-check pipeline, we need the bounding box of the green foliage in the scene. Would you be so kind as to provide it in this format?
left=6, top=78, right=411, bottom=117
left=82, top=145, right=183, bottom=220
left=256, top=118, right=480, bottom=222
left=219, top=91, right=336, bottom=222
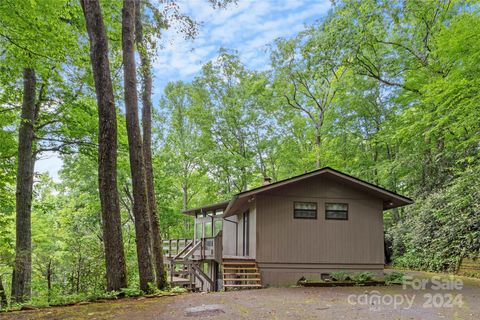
left=120, top=287, right=142, bottom=297
left=390, top=165, right=480, bottom=272
left=0, top=0, right=479, bottom=309
left=384, top=272, right=405, bottom=285
left=350, top=272, right=376, bottom=285
left=329, top=271, right=350, bottom=282
left=170, top=286, right=188, bottom=294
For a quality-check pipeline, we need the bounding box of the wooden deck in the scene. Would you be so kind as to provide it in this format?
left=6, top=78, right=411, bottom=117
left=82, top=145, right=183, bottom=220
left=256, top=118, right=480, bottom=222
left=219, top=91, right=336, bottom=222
left=162, top=234, right=222, bottom=263
left=163, top=233, right=223, bottom=292
left=223, top=255, right=254, bottom=260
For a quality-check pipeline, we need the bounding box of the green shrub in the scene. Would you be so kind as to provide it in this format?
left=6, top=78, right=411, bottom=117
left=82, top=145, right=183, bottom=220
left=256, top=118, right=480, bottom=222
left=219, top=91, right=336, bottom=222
left=170, top=286, right=188, bottom=294
left=329, top=271, right=350, bottom=281
left=388, top=165, right=480, bottom=274
left=384, top=271, right=405, bottom=284
left=120, top=287, right=142, bottom=297
left=350, top=272, right=375, bottom=285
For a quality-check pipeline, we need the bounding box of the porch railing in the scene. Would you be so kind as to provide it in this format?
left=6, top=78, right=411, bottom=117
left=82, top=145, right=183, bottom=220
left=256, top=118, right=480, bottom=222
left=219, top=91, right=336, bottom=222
left=162, top=231, right=222, bottom=263
left=162, top=238, right=192, bottom=259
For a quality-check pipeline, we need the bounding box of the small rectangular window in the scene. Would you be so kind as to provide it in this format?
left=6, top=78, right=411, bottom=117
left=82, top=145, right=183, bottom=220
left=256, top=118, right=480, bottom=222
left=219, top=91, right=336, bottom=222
left=294, top=202, right=317, bottom=219
left=325, top=203, right=348, bottom=220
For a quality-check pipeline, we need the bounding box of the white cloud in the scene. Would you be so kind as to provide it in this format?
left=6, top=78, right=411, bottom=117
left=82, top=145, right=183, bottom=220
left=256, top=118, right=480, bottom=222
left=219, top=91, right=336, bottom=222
left=152, top=0, right=331, bottom=98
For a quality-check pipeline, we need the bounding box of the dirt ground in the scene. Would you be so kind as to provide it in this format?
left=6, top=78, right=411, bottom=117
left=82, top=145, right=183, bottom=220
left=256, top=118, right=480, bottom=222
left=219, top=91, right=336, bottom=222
left=2, top=271, right=479, bottom=320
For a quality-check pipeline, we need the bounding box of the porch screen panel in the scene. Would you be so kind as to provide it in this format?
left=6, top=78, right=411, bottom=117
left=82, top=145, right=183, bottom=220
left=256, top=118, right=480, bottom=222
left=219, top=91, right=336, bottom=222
left=205, top=221, right=213, bottom=237
left=195, top=222, right=202, bottom=239
left=214, top=220, right=222, bottom=235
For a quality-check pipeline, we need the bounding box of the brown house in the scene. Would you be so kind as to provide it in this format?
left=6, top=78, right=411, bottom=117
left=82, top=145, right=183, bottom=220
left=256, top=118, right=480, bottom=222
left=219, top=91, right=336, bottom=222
left=163, top=167, right=413, bottom=291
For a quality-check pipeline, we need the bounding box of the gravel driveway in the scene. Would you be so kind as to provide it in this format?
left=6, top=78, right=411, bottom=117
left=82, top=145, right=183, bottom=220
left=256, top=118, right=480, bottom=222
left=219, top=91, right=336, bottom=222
left=2, top=271, right=479, bottom=320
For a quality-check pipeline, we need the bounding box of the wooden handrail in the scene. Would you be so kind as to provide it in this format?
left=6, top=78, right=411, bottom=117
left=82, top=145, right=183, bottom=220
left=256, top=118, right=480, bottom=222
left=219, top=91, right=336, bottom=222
left=192, top=263, right=214, bottom=291
left=173, top=240, right=194, bottom=260
left=165, top=234, right=222, bottom=291
left=183, top=240, right=202, bottom=260
left=164, top=233, right=221, bottom=262
left=163, top=238, right=193, bottom=258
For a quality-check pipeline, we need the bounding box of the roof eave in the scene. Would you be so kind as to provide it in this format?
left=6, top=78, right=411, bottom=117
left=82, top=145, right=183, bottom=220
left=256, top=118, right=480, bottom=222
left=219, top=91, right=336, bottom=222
left=225, top=167, right=414, bottom=214
left=182, top=199, right=231, bottom=216
left=222, top=196, right=238, bottom=218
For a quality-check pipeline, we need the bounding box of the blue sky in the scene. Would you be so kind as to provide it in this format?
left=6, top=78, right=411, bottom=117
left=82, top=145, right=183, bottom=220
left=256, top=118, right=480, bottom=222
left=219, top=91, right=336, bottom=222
left=36, top=0, right=332, bottom=180
left=151, top=0, right=331, bottom=100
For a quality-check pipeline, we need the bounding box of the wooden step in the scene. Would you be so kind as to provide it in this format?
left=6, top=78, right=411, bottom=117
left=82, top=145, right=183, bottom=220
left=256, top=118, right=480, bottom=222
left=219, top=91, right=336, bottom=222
left=170, top=260, right=194, bottom=264
left=223, top=261, right=256, bottom=266
left=223, top=284, right=262, bottom=288
left=222, top=260, right=262, bottom=291
left=224, top=278, right=261, bottom=282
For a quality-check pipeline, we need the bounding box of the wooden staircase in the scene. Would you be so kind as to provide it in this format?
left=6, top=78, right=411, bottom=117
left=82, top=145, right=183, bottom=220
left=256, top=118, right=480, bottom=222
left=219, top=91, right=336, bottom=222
left=222, top=259, right=263, bottom=290
left=166, top=240, right=215, bottom=292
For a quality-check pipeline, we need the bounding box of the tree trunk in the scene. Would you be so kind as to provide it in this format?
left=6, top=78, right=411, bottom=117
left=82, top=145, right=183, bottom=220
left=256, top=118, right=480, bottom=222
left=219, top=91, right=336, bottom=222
left=46, top=260, right=52, bottom=303
left=80, top=0, right=128, bottom=292
left=0, top=275, right=8, bottom=307
left=182, top=183, right=190, bottom=233
left=182, top=183, right=188, bottom=211
left=76, top=254, right=82, bottom=293
left=122, top=0, right=155, bottom=292
left=314, top=125, right=321, bottom=169
left=135, top=0, right=166, bottom=289
left=11, top=68, right=36, bottom=303
left=314, top=110, right=325, bottom=169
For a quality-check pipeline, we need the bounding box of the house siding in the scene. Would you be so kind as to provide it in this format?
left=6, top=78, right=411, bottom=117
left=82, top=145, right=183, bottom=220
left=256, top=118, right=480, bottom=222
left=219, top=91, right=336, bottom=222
left=255, top=175, right=385, bottom=285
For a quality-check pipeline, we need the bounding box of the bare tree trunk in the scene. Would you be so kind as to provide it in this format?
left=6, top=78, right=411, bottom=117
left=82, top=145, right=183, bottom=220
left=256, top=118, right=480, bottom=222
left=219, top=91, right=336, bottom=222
left=11, top=68, right=36, bottom=303
left=135, top=0, right=166, bottom=289
left=182, top=184, right=188, bottom=211
left=46, top=260, right=52, bottom=303
left=314, top=121, right=322, bottom=169
left=182, top=183, right=190, bottom=233
left=122, top=0, right=155, bottom=292
left=0, top=274, right=8, bottom=307
left=80, top=0, right=128, bottom=292
left=76, top=254, right=82, bottom=293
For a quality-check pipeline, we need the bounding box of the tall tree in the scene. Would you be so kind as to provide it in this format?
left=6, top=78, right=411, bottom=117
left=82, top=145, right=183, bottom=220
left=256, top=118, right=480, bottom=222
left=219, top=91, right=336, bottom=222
left=1, top=0, right=99, bottom=302
left=11, top=68, right=37, bottom=302
left=80, top=0, right=128, bottom=292
left=271, top=25, right=347, bottom=168
left=162, top=82, right=203, bottom=210
left=192, top=51, right=276, bottom=193
left=135, top=0, right=165, bottom=289
left=122, top=0, right=155, bottom=291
